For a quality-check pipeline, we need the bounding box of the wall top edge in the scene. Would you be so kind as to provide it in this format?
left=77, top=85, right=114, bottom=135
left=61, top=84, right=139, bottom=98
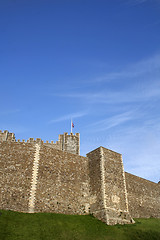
left=87, top=146, right=122, bottom=156
left=0, top=130, right=80, bottom=143
left=125, top=171, right=160, bottom=185
left=59, top=132, right=80, bottom=137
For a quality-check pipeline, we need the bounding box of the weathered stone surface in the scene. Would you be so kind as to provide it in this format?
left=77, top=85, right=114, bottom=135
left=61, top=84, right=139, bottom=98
left=34, top=145, right=90, bottom=214
left=0, top=141, right=34, bottom=212
left=87, top=147, right=133, bottom=225
left=0, top=130, right=160, bottom=225
left=125, top=172, right=160, bottom=218
left=59, top=132, right=80, bottom=155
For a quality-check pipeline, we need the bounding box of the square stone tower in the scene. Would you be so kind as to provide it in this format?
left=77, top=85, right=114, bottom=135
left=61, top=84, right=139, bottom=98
left=58, top=132, right=80, bottom=155
left=0, top=130, right=16, bottom=142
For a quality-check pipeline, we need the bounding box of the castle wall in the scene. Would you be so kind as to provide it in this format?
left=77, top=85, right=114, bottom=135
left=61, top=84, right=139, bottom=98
left=0, top=142, right=34, bottom=212
left=34, top=145, right=90, bottom=214
left=125, top=172, right=160, bottom=218
left=0, top=130, right=80, bottom=155
left=0, top=130, right=160, bottom=225
left=0, top=140, right=89, bottom=214
left=87, top=147, right=133, bottom=225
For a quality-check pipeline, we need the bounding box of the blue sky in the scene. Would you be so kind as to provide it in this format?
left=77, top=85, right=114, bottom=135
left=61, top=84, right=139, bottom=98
left=0, top=0, right=160, bottom=183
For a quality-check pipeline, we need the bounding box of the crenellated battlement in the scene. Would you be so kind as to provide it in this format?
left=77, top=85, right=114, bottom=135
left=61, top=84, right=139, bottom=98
left=0, top=130, right=80, bottom=155
left=16, top=138, right=59, bottom=144
left=0, top=130, right=16, bottom=142
left=59, top=132, right=80, bottom=155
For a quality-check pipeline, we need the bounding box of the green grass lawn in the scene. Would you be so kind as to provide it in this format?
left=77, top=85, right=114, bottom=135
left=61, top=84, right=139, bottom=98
left=0, top=210, right=160, bottom=240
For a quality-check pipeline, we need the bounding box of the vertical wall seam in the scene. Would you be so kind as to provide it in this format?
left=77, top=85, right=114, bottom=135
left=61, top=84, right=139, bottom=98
left=28, top=143, right=40, bottom=213
left=120, top=155, right=129, bottom=212
left=78, top=136, right=80, bottom=155
left=100, top=147, right=109, bottom=224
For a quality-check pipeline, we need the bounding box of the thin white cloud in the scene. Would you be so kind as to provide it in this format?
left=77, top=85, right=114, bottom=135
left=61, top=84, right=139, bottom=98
left=53, top=79, right=160, bottom=105
left=89, top=120, right=160, bottom=183
left=46, top=53, right=160, bottom=183
left=48, top=111, right=88, bottom=124
left=52, top=54, right=160, bottom=105
left=109, top=120, right=160, bottom=182
left=125, top=149, right=160, bottom=183
left=85, top=110, right=140, bottom=132
left=94, top=54, right=160, bottom=82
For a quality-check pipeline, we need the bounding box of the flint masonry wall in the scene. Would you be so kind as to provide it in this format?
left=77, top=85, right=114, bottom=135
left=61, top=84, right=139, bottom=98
left=0, top=141, right=34, bottom=212
left=0, top=130, right=160, bottom=225
left=125, top=172, right=160, bottom=218
left=0, top=140, right=89, bottom=214
left=35, top=145, right=89, bottom=214
left=87, top=147, right=103, bottom=215
left=87, top=147, right=133, bottom=225
left=102, top=147, right=129, bottom=212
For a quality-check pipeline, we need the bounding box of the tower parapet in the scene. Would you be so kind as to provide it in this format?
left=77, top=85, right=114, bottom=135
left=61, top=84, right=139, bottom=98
left=0, top=130, right=16, bottom=142
left=59, top=132, right=80, bottom=155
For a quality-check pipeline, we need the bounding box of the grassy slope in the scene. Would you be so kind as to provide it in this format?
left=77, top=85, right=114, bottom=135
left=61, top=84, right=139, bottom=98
left=0, top=210, right=160, bottom=240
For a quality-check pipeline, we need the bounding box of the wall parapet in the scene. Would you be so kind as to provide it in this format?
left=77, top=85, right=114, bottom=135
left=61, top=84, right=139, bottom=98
left=0, top=130, right=16, bottom=142
left=0, top=130, right=80, bottom=155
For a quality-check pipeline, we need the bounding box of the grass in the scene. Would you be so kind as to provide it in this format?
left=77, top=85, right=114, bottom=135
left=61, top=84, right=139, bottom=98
left=0, top=210, right=160, bottom=240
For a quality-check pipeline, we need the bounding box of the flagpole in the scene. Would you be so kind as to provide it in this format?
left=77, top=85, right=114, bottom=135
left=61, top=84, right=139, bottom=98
left=71, top=119, right=72, bottom=133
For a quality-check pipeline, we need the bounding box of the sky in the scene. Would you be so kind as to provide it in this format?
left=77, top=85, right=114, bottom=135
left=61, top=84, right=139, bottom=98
left=0, top=0, right=160, bottom=183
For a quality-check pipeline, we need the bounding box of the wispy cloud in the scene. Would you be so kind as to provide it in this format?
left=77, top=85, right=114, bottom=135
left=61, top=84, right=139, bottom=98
left=94, top=54, right=160, bottom=82
left=124, top=138, right=160, bottom=182
left=85, top=117, right=160, bottom=182
left=48, top=111, right=88, bottom=124
left=46, top=53, right=160, bottom=183
left=85, top=110, right=140, bottom=132
left=108, top=117, right=160, bottom=182
left=53, top=81, right=160, bottom=105
left=52, top=54, right=160, bottom=105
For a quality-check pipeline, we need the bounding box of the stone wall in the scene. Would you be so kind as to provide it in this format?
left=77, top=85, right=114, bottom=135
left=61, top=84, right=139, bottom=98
left=0, top=130, right=160, bottom=225
left=87, top=147, right=133, bottom=225
left=0, top=140, right=89, bottom=215
left=0, top=141, right=34, bottom=212
left=34, top=145, right=89, bottom=214
left=87, top=147, right=103, bottom=212
left=125, top=172, right=160, bottom=218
